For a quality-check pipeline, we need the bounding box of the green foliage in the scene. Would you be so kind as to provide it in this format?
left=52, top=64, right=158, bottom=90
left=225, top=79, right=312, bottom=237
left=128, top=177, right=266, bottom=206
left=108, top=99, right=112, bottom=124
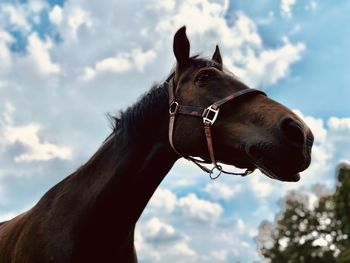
left=257, top=163, right=350, bottom=263
left=334, top=164, right=350, bottom=247
left=337, top=248, right=350, bottom=263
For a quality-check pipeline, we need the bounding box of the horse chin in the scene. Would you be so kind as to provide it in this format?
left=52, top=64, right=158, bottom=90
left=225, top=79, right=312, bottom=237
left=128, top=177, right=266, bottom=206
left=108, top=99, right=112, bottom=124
left=243, top=146, right=304, bottom=182
left=223, top=149, right=302, bottom=182
left=258, top=165, right=301, bottom=182
left=245, top=155, right=301, bottom=182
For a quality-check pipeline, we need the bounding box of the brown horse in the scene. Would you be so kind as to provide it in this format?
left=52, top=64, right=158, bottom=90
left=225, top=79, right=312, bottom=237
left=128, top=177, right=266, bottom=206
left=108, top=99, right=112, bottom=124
left=0, top=27, right=313, bottom=262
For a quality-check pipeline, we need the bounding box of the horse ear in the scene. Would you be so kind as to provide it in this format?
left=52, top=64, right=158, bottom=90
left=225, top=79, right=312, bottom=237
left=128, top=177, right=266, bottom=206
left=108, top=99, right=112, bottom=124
left=212, top=45, right=223, bottom=70
left=173, top=26, right=190, bottom=69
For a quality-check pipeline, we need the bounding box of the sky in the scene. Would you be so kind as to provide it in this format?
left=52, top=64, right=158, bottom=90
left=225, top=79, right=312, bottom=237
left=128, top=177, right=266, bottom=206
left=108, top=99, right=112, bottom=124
left=0, top=0, right=349, bottom=262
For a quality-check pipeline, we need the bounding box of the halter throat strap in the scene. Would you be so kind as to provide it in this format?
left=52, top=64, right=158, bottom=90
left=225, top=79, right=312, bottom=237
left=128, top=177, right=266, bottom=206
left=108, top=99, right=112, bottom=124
left=167, top=76, right=267, bottom=179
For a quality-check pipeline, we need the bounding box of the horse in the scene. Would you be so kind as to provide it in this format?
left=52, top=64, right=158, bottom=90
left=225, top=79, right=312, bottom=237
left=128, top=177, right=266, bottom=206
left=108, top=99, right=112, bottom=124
left=0, top=27, right=314, bottom=262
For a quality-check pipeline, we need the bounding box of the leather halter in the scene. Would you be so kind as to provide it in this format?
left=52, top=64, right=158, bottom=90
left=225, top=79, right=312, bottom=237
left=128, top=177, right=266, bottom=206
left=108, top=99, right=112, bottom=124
left=166, top=74, right=267, bottom=179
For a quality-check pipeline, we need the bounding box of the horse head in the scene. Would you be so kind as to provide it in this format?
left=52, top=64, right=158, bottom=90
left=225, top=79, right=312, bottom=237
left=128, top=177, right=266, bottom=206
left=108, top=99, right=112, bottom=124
left=169, top=26, right=314, bottom=182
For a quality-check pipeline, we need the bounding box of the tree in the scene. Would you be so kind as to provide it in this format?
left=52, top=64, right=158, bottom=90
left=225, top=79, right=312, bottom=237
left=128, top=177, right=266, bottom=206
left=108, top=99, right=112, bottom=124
left=334, top=163, right=350, bottom=262
left=257, top=163, right=350, bottom=263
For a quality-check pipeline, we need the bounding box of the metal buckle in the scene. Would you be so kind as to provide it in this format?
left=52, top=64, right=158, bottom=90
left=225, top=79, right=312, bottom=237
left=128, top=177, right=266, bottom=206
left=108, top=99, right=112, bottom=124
left=203, top=105, right=219, bottom=125
left=169, top=101, right=179, bottom=115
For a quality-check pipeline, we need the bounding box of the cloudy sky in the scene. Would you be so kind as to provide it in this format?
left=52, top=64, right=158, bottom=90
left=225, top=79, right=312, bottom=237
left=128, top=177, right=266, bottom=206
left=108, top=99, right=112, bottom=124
left=0, top=0, right=349, bottom=262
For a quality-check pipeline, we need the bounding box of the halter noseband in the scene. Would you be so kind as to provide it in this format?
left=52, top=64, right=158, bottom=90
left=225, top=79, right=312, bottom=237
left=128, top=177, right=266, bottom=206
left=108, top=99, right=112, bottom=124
left=167, top=74, right=267, bottom=179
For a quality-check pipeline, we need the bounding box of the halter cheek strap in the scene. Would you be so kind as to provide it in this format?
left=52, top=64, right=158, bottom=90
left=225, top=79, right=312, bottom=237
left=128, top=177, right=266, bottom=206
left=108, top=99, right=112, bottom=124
left=167, top=77, right=267, bottom=179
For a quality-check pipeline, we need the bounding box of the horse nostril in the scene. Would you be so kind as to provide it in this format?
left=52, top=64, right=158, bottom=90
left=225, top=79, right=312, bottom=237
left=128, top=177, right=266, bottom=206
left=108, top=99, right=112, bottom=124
left=280, top=117, right=305, bottom=146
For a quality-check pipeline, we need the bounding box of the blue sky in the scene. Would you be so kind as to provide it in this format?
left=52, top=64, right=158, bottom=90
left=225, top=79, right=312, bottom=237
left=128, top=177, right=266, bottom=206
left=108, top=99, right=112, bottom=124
left=0, top=0, right=349, bottom=262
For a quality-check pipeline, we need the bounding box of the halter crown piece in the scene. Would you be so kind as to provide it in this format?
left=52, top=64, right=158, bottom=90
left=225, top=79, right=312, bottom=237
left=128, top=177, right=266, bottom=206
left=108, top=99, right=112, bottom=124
left=166, top=75, right=267, bottom=179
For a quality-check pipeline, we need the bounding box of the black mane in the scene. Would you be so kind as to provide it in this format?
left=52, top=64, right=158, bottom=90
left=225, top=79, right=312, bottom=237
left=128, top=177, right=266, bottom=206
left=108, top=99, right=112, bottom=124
left=110, top=56, right=220, bottom=142
left=110, top=76, right=170, bottom=142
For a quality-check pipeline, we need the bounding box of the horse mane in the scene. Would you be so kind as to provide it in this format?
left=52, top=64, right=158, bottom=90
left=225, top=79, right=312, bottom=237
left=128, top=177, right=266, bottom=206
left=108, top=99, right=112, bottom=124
left=107, top=56, right=221, bottom=142
left=109, top=77, right=170, bottom=142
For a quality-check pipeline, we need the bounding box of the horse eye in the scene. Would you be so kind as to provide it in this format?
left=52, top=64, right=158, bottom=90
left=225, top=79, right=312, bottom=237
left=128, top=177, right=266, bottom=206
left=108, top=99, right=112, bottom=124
left=196, top=73, right=211, bottom=83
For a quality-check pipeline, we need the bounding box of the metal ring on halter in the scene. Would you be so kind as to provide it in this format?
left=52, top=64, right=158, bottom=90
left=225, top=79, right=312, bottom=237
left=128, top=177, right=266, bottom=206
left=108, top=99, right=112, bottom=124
left=209, top=165, right=223, bottom=180
left=169, top=101, right=179, bottom=115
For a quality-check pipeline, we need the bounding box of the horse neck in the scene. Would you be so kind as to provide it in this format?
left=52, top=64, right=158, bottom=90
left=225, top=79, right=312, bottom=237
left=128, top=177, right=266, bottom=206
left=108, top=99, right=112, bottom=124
left=73, top=133, right=176, bottom=254
left=33, top=84, right=178, bottom=260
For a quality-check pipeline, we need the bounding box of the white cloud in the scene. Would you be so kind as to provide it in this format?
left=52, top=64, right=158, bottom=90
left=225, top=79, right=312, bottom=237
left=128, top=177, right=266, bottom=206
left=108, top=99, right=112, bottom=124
left=143, top=217, right=177, bottom=243
left=253, top=203, right=276, bottom=222
left=136, top=240, right=198, bottom=263
left=173, top=242, right=197, bottom=257
left=3, top=124, right=72, bottom=162
left=281, top=0, right=297, bottom=18
left=1, top=1, right=48, bottom=31
left=249, top=175, right=274, bottom=199
left=155, top=0, right=227, bottom=35
left=81, top=67, right=96, bottom=81
left=163, top=159, right=203, bottom=189
left=155, top=4, right=261, bottom=49
left=149, top=0, right=176, bottom=12
left=2, top=0, right=303, bottom=97
left=204, top=182, right=242, bottom=200
left=132, top=49, right=157, bottom=71
left=210, top=249, right=228, bottom=261
left=0, top=28, right=14, bottom=71
left=49, top=5, right=63, bottom=25
left=214, top=230, right=259, bottom=260
left=230, top=11, right=262, bottom=47
left=305, top=0, right=318, bottom=11
left=27, top=33, right=61, bottom=75
left=236, top=218, right=258, bottom=237
left=149, top=188, right=177, bottom=213
left=0, top=29, right=13, bottom=43
left=177, top=193, right=223, bottom=223
left=151, top=1, right=304, bottom=88
left=142, top=189, right=224, bottom=225
left=68, top=8, right=92, bottom=39
left=238, top=39, right=305, bottom=87
left=27, top=0, right=47, bottom=14
left=0, top=102, right=72, bottom=162
left=3, top=4, right=30, bottom=30
left=136, top=217, right=197, bottom=262
left=95, top=55, right=132, bottom=73
left=81, top=48, right=157, bottom=80
left=328, top=117, right=350, bottom=131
